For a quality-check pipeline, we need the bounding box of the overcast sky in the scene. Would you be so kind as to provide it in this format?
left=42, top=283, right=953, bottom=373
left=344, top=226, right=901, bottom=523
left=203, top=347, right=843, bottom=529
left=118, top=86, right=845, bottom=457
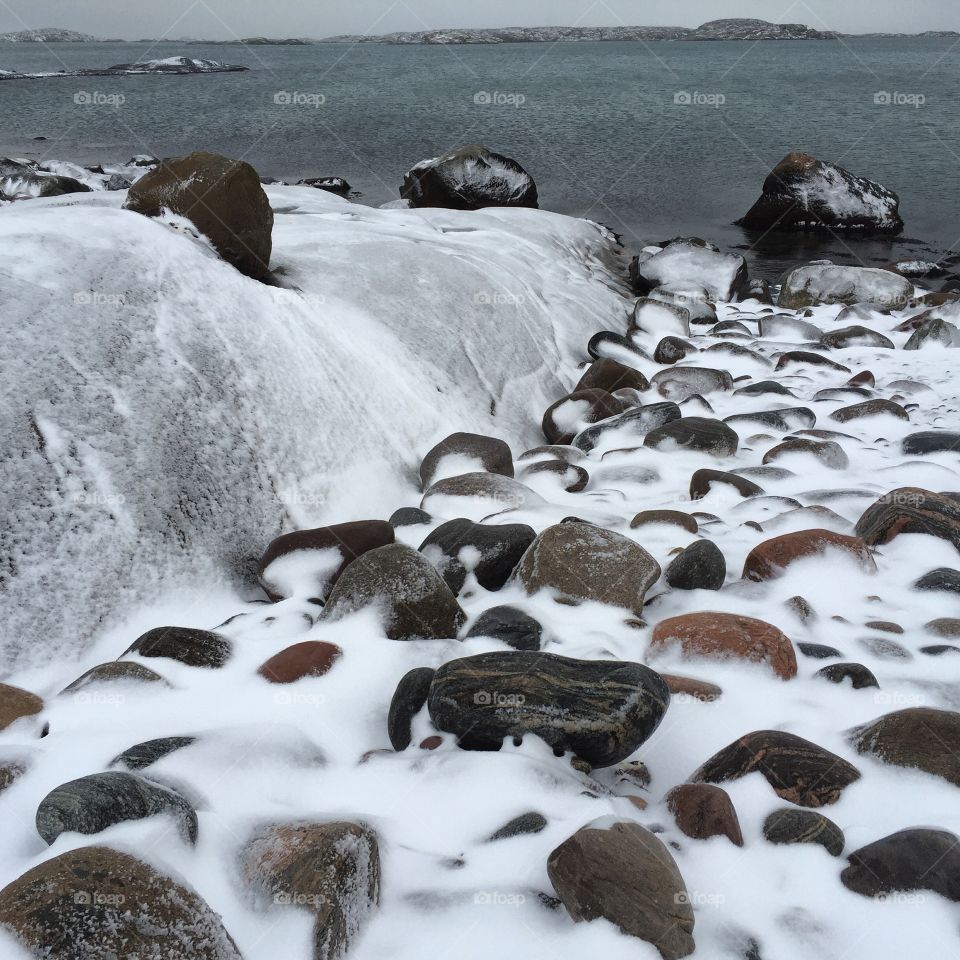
left=1, top=0, right=958, bottom=40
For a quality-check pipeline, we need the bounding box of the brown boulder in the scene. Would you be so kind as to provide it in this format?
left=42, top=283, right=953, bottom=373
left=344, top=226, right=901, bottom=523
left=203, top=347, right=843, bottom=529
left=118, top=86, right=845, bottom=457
left=575, top=358, right=649, bottom=394
left=661, top=675, right=723, bottom=702
left=742, top=529, right=876, bottom=581
left=419, top=432, right=514, bottom=489
left=665, top=783, right=743, bottom=846
left=258, top=641, right=343, bottom=684
left=855, top=487, right=960, bottom=550
left=541, top=389, right=626, bottom=445
left=0, top=683, right=43, bottom=732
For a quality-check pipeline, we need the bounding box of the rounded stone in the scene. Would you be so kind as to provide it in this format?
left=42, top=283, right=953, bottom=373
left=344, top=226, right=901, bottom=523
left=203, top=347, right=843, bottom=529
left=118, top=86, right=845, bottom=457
left=387, top=667, right=436, bottom=751
left=665, top=540, right=726, bottom=591
left=762, top=808, right=845, bottom=856
left=257, top=641, right=343, bottom=684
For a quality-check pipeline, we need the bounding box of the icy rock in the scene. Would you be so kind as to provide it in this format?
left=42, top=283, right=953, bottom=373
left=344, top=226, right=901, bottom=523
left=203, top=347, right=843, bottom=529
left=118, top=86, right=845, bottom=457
left=61, top=661, right=169, bottom=694
left=779, top=262, right=914, bottom=310
left=831, top=399, right=909, bottom=422
left=855, top=487, right=960, bottom=549
left=644, top=417, right=739, bottom=457
left=574, top=358, right=649, bottom=393
left=420, top=432, right=515, bottom=489
left=486, top=812, right=548, bottom=841
left=630, top=297, right=691, bottom=337
left=820, top=325, right=894, bottom=349
left=420, top=472, right=545, bottom=521
left=571, top=401, right=681, bottom=452
left=902, top=431, right=960, bottom=455
left=651, top=366, right=733, bottom=401
left=904, top=316, right=960, bottom=349
left=633, top=240, right=748, bottom=301
left=815, top=662, right=879, bottom=690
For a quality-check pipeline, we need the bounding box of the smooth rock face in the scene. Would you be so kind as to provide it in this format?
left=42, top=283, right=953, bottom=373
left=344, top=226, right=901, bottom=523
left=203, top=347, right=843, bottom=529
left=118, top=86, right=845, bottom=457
left=36, top=771, right=198, bottom=845
left=124, top=151, right=273, bottom=279
left=821, top=325, right=895, bottom=350
left=419, top=432, right=514, bottom=489
left=0, top=683, right=43, bottom=731
left=519, top=458, right=589, bottom=492
left=514, top=522, right=661, bottom=616
left=665, top=540, right=726, bottom=591
left=0, top=846, right=242, bottom=959
left=387, top=667, right=436, bottom=751
left=572, top=401, right=682, bottom=452
left=763, top=808, right=845, bottom=856
left=420, top=472, right=545, bottom=520
left=575, top=358, right=649, bottom=394
left=654, top=336, right=694, bottom=364
left=464, top=605, right=543, bottom=650
left=418, top=519, right=535, bottom=594
left=666, top=783, right=743, bottom=846
left=240, top=821, right=381, bottom=959
left=855, top=487, right=960, bottom=549
left=122, top=626, right=232, bottom=668
left=914, top=567, right=960, bottom=594
left=61, top=661, right=168, bottom=694
left=427, top=652, right=670, bottom=767
left=320, top=544, right=465, bottom=641
left=848, top=708, right=960, bottom=787
left=650, top=612, right=798, bottom=680
left=742, top=529, right=876, bottom=581
left=257, top=641, right=343, bottom=684
left=644, top=417, right=739, bottom=457
left=841, top=829, right=960, bottom=901
left=631, top=509, right=699, bottom=533
left=258, top=520, right=396, bottom=602
left=400, top=144, right=538, bottom=210
left=691, top=730, right=861, bottom=807
left=541, top=390, right=626, bottom=444
left=547, top=821, right=695, bottom=960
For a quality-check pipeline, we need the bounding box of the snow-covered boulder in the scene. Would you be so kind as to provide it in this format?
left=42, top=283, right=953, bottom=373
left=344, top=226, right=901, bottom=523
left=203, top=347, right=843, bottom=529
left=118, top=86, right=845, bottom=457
left=779, top=261, right=914, bottom=310
left=0, top=188, right=629, bottom=668
left=737, top=153, right=904, bottom=233
left=632, top=239, right=748, bottom=301
left=400, top=144, right=538, bottom=210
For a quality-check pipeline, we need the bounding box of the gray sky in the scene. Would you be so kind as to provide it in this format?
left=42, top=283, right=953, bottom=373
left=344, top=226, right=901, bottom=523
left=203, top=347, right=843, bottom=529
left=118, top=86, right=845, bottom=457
left=1, top=0, right=958, bottom=40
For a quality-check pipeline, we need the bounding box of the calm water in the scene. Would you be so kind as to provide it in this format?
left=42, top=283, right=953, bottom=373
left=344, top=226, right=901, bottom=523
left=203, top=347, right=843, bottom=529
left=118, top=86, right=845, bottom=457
left=3, top=38, right=960, bottom=276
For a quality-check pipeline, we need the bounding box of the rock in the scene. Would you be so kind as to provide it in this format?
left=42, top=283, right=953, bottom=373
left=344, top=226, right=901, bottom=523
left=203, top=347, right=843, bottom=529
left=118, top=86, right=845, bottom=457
left=0, top=683, right=43, bottom=731
left=320, top=544, right=465, bottom=640
left=419, top=518, right=535, bottom=594
left=257, top=641, right=343, bottom=684
left=665, top=783, right=743, bottom=846
left=689, top=469, right=763, bottom=501
left=650, top=612, right=798, bottom=680
left=651, top=367, right=733, bottom=401
left=61, top=661, right=168, bottom=694
left=644, top=418, right=739, bottom=457
left=514, top=522, right=661, bottom=616
left=902, top=431, right=960, bottom=456
left=400, top=144, right=538, bottom=210
left=797, top=641, right=842, bottom=660
left=848, top=707, right=960, bottom=787
left=661, top=675, right=723, bottom=702
left=736, top=153, right=903, bottom=233
left=631, top=510, right=699, bottom=533
left=0, top=846, right=241, bottom=959
left=855, top=487, right=960, bottom=549
left=1, top=174, right=92, bottom=200
left=124, top=151, right=273, bottom=279
left=487, top=812, right=548, bottom=842
left=388, top=667, right=435, bottom=751
left=389, top=506, right=432, bottom=527
left=858, top=636, right=912, bottom=661
left=759, top=314, right=823, bottom=340
left=841, top=829, right=960, bottom=901
left=419, top=735, right=443, bottom=750
left=630, top=297, right=691, bottom=337
left=464, top=605, right=543, bottom=651
left=575, top=357, right=649, bottom=393
left=734, top=380, right=796, bottom=398
left=122, top=626, right=231, bottom=668
left=742, top=530, right=876, bottom=580
left=779, top=263, right=913, bottom=310
left=915, top=567, right=960, bottom=594
left=36, top=771, right=198, bottom=845
left=634, top=239, right=748, bottom=301
left=258, top=520, right=395, bottom=602
left=922, top=644, right=960, bottom=656
left=665, top=540, right=726, bottom=591
left=763, top=438, right=849, bottom=470
left=815, top=662, right=879, bottom=689
left=419, top=431, right=514, bottom=489
left=691, top=730, right=861, bottom=807
left=427, top=652, right=670, bottom=767
left=820, top=325, right=895, bottom=350
left=926, top=618, right=960, bottom=638
left=541, top=389, right=626, bottom=444
left=110, top=736, right=197, bottom=770
left=572, top=402, right=681, bottom=453
left=518, top=444, right=585, bottom=464
left=298, top=176, right=351, bottom=195
left=420, top=473, right=544, bottom=520
left=239, top=820, right=381, bottom=957
left=0, top=758, right=28, bottom=795
left=653, top=336, right=694, bottom=364
left=587, top=330, right=650, bottom=364
left=649, top=286, right=718, bottom=325
left=519, top=458, right=590, bottom=492
left=904, top=316, right=960, bottom=349
left=762, top=809, right=844, bottom=856
left=831, top=399, right=908, bottom=423
left=725, top=407, right=816, bottom=433
left=547, top=821, right=695, bottom=960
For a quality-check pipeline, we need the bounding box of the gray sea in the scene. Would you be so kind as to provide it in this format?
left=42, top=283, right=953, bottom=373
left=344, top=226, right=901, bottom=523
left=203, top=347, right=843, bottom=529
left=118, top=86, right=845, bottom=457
left=3, top=38, right=959, bottom=276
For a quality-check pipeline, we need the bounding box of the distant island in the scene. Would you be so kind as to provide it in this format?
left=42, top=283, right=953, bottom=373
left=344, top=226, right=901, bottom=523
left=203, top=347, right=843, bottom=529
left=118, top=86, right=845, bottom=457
left=2, top=20, right=958, bottom=45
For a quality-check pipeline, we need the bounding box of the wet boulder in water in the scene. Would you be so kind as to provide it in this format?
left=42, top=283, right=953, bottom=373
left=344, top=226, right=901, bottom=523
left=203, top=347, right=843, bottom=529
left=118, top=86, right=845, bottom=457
left=420, top=472, right=545, bottom=521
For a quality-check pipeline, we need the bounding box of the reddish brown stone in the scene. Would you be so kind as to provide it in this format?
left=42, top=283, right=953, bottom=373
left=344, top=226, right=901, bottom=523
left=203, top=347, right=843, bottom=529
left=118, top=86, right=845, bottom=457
left=575, top=358, right=649, bottom=394
left=257, top=641, right=343, bottom=684
left=420, top=736, right=443, bottom=750
left=660, top=675, right=723, bottom=703
left=625, top=795, right=648, bottom=811
left=650, top=612, right=798, bottom=680
left=665, top=783, right=743, bottom=846
left=0, top=684, right=43, bottom=732
left=743, top=529, right=877, bottom=581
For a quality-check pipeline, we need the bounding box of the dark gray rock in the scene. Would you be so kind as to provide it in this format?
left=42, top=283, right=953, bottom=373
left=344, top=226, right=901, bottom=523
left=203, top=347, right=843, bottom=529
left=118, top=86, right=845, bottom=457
left=902, top=432, right=960, bottom=456
left=122, top=627, right=231, bottom=669
left=464, top=605, right=543, bottom=651
left=815, top=662, right=879, bottom=689
left=644, top=418, right=739, bottom=457
left=61, top=661, right=169, bottom=694
left=665, top=540, right=726, bottom=591
left=389, top=507, right=432, bottom=527
left=387, top=668, right=436, bottom=751
left=855, top=487, right=960, bottom=549
left=763, top=809, right=844, bottom=856
left=487, top=812, right=548, bottom=842
left=914, top=567, right=960, bottom=594
left=572, top=401, right=681, bottom=453
left=110, top=736, right=197, bottom=770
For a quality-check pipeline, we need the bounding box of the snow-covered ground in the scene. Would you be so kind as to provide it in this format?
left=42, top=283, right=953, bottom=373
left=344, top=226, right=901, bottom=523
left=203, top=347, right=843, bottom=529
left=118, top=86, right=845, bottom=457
left=1, top=188, right=959, bottom=959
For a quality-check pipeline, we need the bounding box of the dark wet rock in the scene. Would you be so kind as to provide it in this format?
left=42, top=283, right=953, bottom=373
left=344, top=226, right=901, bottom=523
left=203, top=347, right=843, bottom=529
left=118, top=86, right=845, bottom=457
left=743, top=529, right=875, bottom=580
left=110, top=736, right=197, bottom=770
left=921, top=645, right=960, bottom=656
left=547, top=821, right=696, bottom=959
left=651, top=367, right=733, bottom=401
left=122, top=626, right=232, bottom=669
left=644, top=418, right=739, bottom=457
left=239, top=820, right=381, bottom=957
left=914, top=567, right=960, bottom=594
left=542, top=389, right=627, bottom=444
left=36, top=771, right=198, bottom=845
left=724, top=407, right=816, bottom=433
left=487, top=812, right=548, bottom=842
left=841, top=829, right=960, bottom=901
left=419, top=432, right=514, bottom=489
left=689, top=469, right=763, bottom=501
left=815, top=662, right=879, bottom=689
left=587, top=330, right=651, bottom=364
left=631, top=510, right=699, bottom=533
left=734, top=380, right=796, bottom=398
left=831, top=399, right=909, bottom=423
left=849, top=707, right=960, bottom=787
left=763, top=438, right=849, bottom=470
left=387, top=667, right=435, bottom=751
left=0, top=846, right=242, bottom=959
left=519, top=444, right=585, bottom=464
left=665, top=783, right=743, bottom=846
left=691, top=730, right=861, bottom=807
left=665, top=540, right=726, bottom=591
left=427, top=651, right=670, bottom=768
left=0, top=684, right=43, bottom=731
left=763, top=809, right=844, bottom=856
left=419, top=518, right=535, bottom=594
left=654, top=336, right=694, bottom=364
left=389, top=507, right=432, bottom=528
left=464, top=605, right=543, bottom=651
left=575, top=357, right=649, bottom=394
left=650, top=612, right=797, bottom=680
left=0, top=757, right=28, bottom=795
left=902, top=432, right=960, bottom=456
left=821, top=325, right=895, bottom=350
left=759, top=314, right=823, bottom=339
left=515, top=522, right=660, bottom=616
left=320, top=544, right=465, bottom=640
left=774, top=350, right=851, bottom=373
left=297, top=176, right=351, bottom=194
left=61, top=661, right=169, bottom=694
left=572, top=402, right=681, bottom=452
left=630, top=297, right=691, bottom=338
left=855, top=487, right=960, bottom=549
left=400, top=144, right=537, bottom=210
left=519, top=458, right=590, bottom=492
left=257, top=641, right=343, bottom=684
left=797, top=641, right=842, bottom=660
left=125, top=151, right=273, bottom=280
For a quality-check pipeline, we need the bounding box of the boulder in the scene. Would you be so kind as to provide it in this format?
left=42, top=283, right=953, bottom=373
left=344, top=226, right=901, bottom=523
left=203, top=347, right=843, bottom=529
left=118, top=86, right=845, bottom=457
left=820, top=325, right=895, bottom=350
left=547, top=821, right=695, bottom=959
left=0, top=846, right=241, bottom=959
left=630, top=297, right=691, bottom=337
left=427, top=651, right=670, bottom=767
left=61, top=661, right=168, bottom=694
left=665, top=540, right=726, bottom=591
left=778, top=263, right=913, bottom=310
left=631, top=510, right=699, bottom=533
left=742, top=529, right=876, bottom=580
left=487, top=812, right=548, bottom=842
left=914, top=567, right=960, bottom=594
left=257, top=641, right=343, bottom=684
left=660, top=675, right=723, bottom=702
left=320, top=544, right=465, bottom=640
left=815, top=662, right=879, bottom=689
left=634, top=239, right=748, bottom=301
left=400, top=145, right=538, bottom=210
left=689, top=468, right=763, bottom=501
left=904, top=316, right=960, bottom=349
left=644, top=417, right=739, bottom=457
left=124, top=151, right=273, bottom=279
left=122, top=626, right=231, bottom=668
left=650, top=367, right=733, bottom=401
left=111, top=736, right=197, bottom=770
left=902, top=432, right=960, bottom=456
left=725, top=407, right=817, bottom=433
left=514, top=522, right=661, bottom=616
left=541, top=390, right=626, bottom=445
left=258, top=520, right=396, bottom=602
left=388, top=667, right=436, bottom=751
left=665, top=783, right=743, bottom=846
left=653, top=335, right=694, bottom=364
left=830, top=399, right=908, bottom=423
left=464, top=605, right=543, bottom=651
left=574, top=358, right=649, bottom=394
left=420, top=472, right=544, bottom=521
left=736, top=153, right=903, bottom=233
left=763, top=809, right=844, bottom=856
left=419, top=432, right=514, bottom=489
left=572, top=402, right=681, bottom=453
left=855, top=487, right=960, bottom=549
left=0, top=683, right=43, bottom=731
left=763, top=438, right=848, bottom=470
left=519, top=458, right=590, bottom=492
left=389, top=506, right=432, bottom=528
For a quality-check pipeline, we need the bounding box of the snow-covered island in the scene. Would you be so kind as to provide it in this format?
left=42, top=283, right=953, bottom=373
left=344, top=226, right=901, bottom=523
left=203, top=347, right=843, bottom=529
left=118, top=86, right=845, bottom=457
left=0, top=56, right=249, bottom=79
